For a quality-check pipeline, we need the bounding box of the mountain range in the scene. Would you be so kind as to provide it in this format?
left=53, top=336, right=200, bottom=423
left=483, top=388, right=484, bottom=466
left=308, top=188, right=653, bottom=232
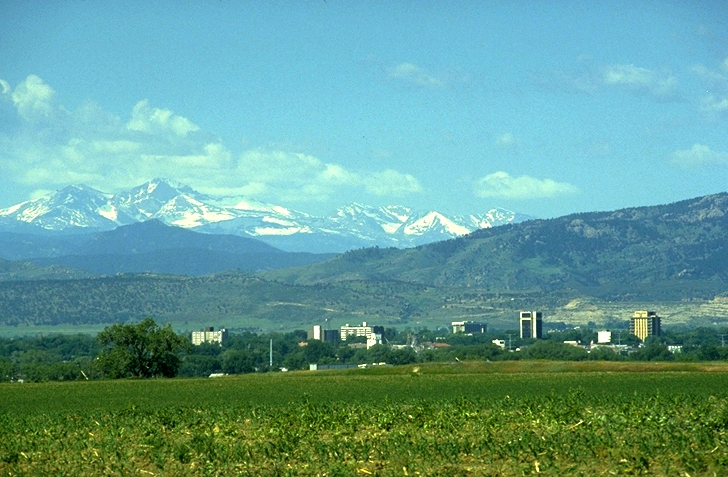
left=1, top=192, right=728, bottom=331
left=0, top=178, right=531, bottom=253
left=265, top=192, right=728, bottom=301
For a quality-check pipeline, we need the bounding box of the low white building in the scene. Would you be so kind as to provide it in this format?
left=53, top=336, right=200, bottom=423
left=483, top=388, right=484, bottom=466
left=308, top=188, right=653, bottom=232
left=340, top=322, right=383, bottom=341
left=191, top=327, right=228, bottom=346
left=452, top=321, right=487, bottom=334
left=367, top=333, right=383, bottom=349
left=597, top=331, right=612, bottom=344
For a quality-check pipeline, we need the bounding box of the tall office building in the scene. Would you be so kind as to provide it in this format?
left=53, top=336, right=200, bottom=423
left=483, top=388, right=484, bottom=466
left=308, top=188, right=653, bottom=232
left=309, top=325, right=340, bottom=343
left=630, top=311, right=661, bottom=341
left=519, top=311, right=543, bottom=339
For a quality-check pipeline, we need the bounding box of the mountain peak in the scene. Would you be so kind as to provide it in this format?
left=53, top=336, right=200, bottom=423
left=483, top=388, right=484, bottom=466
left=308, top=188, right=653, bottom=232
left=135, top=178, right=196, bottom=200
left=54, top=184, right=109, bottom=202
left=399, top=211, right=470, bottom=237
left=146, top=177, right=194, bottom=194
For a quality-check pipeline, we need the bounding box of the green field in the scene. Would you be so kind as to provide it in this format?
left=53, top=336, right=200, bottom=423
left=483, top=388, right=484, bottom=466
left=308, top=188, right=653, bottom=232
left=2, top=362, right=728, bottom=475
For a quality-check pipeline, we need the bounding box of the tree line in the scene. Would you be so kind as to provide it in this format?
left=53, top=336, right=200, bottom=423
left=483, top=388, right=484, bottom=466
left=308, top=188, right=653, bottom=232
left=2, top=319, right=728, bottom=382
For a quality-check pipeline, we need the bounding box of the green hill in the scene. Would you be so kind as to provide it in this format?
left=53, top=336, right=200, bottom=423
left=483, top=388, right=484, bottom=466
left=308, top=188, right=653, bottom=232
left=2, top=271, right=728, bottom=336
left=0, top=273, right=440, bottom=331
left=264, top=193, right=728, bottom=300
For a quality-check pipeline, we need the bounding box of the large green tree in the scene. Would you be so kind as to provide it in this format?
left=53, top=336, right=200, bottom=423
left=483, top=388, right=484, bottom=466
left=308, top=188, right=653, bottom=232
left=97, top=318, right=189, bottom=378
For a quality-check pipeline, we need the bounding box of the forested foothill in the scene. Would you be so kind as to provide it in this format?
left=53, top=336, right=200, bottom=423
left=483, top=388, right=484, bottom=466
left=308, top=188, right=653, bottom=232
left=3, top=321, right=728, bottom=382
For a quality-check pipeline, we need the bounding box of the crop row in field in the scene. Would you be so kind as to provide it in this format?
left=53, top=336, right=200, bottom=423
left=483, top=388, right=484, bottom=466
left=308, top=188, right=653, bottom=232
left=4, top=361, right=728, bottom=414
left=2, top=391, right=728, bottom=475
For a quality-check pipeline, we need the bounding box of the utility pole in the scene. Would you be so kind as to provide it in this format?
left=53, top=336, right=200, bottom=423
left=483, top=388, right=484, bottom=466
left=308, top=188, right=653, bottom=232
left=269, top=339, right=273, bottom=368
left=506, top=333, right=514, bottom=351
left=719, top=334, right=727, bottom=347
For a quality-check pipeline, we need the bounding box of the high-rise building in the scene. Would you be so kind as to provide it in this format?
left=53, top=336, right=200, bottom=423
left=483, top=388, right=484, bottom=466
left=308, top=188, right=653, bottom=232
left=519, top=311, right=543, bottom=339
left=309, top=325, right=340, bottom=343
left=630, top=311, right=661, bottom=341
left=323, top=329, right=340, bottom=343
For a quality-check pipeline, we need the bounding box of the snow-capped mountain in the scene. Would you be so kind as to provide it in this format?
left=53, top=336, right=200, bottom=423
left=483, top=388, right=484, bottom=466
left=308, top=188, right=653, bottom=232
left=0, top=184, right=137, bottom=231
left=0, top=179, right=532, bottom=253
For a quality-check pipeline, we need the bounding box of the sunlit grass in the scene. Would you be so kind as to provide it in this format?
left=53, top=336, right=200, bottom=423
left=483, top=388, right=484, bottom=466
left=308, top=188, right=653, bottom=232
left=2, top=362, right=728, bottom=475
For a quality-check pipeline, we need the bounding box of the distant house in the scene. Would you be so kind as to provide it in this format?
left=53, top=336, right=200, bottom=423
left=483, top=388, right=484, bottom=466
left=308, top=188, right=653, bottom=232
left=191, top=327, right=228, bottom=346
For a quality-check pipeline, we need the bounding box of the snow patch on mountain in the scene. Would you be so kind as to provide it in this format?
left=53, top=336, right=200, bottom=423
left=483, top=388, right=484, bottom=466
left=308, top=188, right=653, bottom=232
left=98, top=204, right=119, bottom=222
left=0, top=202, right=24, bottom=216
left=381, top=222, right=402, bottom=234
left=12, top=200, right=49, bottom=222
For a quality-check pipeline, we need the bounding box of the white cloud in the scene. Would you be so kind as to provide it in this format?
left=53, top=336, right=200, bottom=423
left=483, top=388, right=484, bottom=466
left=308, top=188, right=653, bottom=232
left=473, top=171, right=580, bottom=200
left=138, top=142, right=234, bottom=177
left=692, top=64, right=728, bottom=88
left=320, top=163, right=359, bottom=186
left=126, top=99, right=199, bottom=137
left=90, top=140, right=141, bottom=155
left=388, top=62, right=446, bottom=88
left=602, top=64, right=679, bottom=100
left=363, top=169, right=423, bottom=197
left=237, top=150, right=329, bottom=184
left=536, top=61, right=680, bottom=100
left=0, top=74, right=424, bottom=207
left=699, top=95, right=728, bottom=113
left=29, top=188, right=54, bottom=200
left=692, top=59, right=728, bottom=116
left=233, top=150, right=422, bottom=202
left=604, top=65, right=653, bottom=86
left=669, top=144, right=728, bottom=167
left=11, top=75, right=58, bottom=121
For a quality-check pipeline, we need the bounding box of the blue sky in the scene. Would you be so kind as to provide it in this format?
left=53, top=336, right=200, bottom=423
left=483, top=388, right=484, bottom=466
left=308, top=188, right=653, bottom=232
left=1, top=1, right=727, bottom=219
